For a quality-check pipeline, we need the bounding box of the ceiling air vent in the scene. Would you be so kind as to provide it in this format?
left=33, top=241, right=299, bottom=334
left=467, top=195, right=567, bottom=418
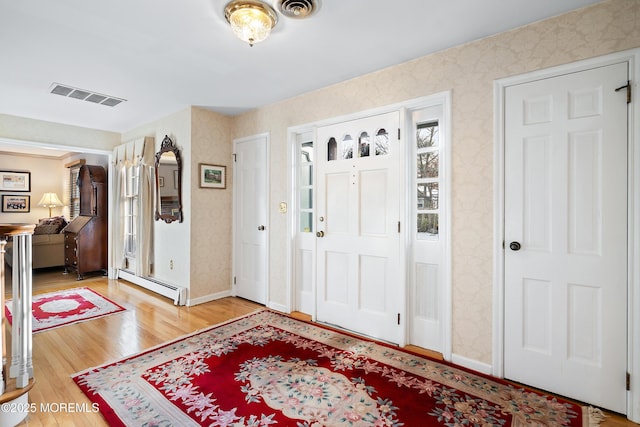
left=276, top=0, right=319, bottom=19
left=49, top=83, right=126, bottom=107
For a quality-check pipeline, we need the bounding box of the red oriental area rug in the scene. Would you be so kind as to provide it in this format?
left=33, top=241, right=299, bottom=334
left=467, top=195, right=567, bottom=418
left=5, top=287, right=126, bottom=333
left=73, top=310, right=595, bottom=427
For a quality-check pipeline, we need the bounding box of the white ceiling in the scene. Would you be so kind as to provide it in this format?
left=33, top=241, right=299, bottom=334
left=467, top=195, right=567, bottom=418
left=0, top=0, right=602, bottom=135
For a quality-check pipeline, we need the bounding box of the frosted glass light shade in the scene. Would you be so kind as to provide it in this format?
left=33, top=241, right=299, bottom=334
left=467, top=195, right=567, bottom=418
left=225, top=0, right=278, bottom=46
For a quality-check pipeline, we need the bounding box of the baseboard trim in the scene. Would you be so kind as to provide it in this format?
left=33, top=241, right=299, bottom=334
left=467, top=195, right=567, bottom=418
left=451, top=353, right=493, bottom=376
left=187, top=290, right=232, bottom=307
left=267, top=302, right=288, bottom=313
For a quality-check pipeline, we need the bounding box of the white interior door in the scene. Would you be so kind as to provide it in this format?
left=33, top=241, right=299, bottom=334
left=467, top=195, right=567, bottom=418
left=316, top=112, right=402, bottom=344
left=504, top=62, right=628, bottom=412
left=234, top=134, right=268, bottom=304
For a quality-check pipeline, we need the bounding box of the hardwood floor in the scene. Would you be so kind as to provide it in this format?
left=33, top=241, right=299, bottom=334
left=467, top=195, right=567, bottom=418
left=3, top=268, right=636, bottom=426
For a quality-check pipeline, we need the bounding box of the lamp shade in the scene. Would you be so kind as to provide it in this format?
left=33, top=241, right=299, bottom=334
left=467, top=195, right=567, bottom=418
left=225, top=0, right=278, bottom=46
left=38, top=192, right=64, bottom=217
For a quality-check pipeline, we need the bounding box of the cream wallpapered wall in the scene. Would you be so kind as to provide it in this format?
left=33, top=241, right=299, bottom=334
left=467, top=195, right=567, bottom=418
left=231, top=0, right=640, bottom=364
left=189, top=107, right=234, bottom=300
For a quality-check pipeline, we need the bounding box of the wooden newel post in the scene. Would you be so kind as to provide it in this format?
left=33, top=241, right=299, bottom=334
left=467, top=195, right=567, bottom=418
left=0, top=224, right=36, bottom=391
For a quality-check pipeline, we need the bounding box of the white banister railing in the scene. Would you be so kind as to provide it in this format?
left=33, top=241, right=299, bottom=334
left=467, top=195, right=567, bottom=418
left=0, top=223, right=36, bottom=427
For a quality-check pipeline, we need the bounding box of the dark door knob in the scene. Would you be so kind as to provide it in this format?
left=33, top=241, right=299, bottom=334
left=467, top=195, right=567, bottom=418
left=509, top=241, right=521, bottom=251
left=258, top=225, right=265, bottom=231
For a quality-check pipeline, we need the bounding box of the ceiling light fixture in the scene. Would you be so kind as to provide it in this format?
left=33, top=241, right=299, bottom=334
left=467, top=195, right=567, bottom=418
left=224, top=0, right=278, bottom=47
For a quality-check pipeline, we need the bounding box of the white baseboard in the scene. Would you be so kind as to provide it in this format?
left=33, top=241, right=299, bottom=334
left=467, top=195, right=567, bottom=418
left=451, top=353, right=493, bottom=376
left=187, top=290, right=232, bottom=306
left=267, top=301, right=288, bottom=313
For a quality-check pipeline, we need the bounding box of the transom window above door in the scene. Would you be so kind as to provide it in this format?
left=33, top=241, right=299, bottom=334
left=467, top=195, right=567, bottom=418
left=327, top=128, right=390, bottom=161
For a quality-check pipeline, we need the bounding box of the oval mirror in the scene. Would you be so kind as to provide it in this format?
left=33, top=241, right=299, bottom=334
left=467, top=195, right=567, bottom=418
left=155, top=135, right=183, bottom=223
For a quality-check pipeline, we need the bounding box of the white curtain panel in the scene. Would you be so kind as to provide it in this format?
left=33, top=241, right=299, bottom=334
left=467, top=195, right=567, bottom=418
left=112, top=137, right=154, bottom=277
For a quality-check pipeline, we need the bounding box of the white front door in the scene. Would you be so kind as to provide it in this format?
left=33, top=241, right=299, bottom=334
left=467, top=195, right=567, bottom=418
left=504, top=62, right=628, bottom=412
left=316, top=112, right=402, bottom=344
left=234, top=134, right=268, bottom=304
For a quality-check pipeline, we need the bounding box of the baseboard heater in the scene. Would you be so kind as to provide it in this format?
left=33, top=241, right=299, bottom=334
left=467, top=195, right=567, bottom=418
left=117, top=270, right=187, bottom=305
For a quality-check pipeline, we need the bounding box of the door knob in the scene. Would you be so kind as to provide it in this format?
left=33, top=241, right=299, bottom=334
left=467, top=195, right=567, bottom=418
left=509, top=241, right=521, bottom=251
left=316, top=231, right=324, bottom=238
left=258, top=225, right=265, bottom=231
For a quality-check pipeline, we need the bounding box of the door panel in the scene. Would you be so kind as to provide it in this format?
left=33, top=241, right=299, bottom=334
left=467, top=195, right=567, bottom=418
left=316, top=112, right=401, bottom=343
left=504, top=62, right=628, bottom=412
left=234, top=135, right=268, bottom=304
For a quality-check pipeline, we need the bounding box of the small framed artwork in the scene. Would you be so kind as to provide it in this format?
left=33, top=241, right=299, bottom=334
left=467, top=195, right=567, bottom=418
left=0, top=171, right=30, bottom=192
left=1, top=195, right=30, bottom=213
left=158, top=176, right=165, bottom=187
left=199, top=163, right=226, bottom=189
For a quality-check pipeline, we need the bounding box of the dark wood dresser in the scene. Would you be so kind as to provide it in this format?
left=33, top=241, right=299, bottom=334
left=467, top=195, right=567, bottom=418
left=63, top=165, right=108, bottom=279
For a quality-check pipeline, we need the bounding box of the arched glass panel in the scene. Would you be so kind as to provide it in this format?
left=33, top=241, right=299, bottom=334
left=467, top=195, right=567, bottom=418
left=342, top=134, right=354, bottom=159
left=375, top=128, right=389, bottom=156
left=328, top=137, right=337, bottom=161
left=358, top=132, right=370, bottom=157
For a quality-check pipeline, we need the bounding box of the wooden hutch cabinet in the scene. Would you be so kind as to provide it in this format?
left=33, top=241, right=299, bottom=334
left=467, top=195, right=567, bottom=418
left=64, top=165, right=108, bottom=279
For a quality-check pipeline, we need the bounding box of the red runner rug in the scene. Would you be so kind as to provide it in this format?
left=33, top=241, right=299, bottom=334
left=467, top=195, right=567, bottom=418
left=5, top=287, right=126, bottom=333
left=73, top=310, right=594, bottom=426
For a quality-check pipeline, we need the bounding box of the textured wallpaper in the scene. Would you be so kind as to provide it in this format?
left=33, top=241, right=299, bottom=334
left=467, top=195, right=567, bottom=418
left=232, top=0, right=640, bottom=365
left=189, top=107, right=234, bottom=300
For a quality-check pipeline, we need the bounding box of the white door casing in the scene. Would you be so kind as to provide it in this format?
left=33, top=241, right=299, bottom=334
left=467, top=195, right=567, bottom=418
left=503, top=62, right=628, bottom=412
left=233, top=134, right=269, bottom=305
left=316, top=111, right=402, bottom=344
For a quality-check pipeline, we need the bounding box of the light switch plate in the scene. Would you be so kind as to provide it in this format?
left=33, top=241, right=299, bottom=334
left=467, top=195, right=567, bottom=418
left=279, top=202, right=287, bottom=213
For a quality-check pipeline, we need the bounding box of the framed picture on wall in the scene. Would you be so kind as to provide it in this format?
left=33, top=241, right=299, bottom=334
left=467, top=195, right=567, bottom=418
left=199, top=164, right=226, bottom=189
left=1, top=195, right=30, bottom=212
left=0, top=171, right=30, bottom=192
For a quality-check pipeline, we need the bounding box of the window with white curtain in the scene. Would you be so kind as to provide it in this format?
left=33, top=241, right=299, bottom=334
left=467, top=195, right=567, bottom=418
left=124, top=164, right=140, bottom=261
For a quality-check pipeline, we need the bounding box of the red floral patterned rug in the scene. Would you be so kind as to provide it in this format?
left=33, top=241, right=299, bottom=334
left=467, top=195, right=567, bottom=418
left=73, top=310, right=595, bottom=426
left=5, top=287, right=126, bottom=333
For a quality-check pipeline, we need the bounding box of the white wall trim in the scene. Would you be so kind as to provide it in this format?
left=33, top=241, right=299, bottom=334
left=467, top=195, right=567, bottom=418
left=268, top=301, right=288, bottom=313
left=451, top=353, right=493, bottom=376
left=493, top=48, right=640, bottom=422
left=188, top=289, right=232, bottom=306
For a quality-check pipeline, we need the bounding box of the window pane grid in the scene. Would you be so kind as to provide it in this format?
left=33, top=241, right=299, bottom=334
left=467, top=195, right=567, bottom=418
left=298, top=140, right=314, bottom=233
left=415, top=121, right=440, bottom=239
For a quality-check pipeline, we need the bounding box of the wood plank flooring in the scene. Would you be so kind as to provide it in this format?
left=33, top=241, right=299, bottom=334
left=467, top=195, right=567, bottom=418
left=3, top=268, right=636, bottom=426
